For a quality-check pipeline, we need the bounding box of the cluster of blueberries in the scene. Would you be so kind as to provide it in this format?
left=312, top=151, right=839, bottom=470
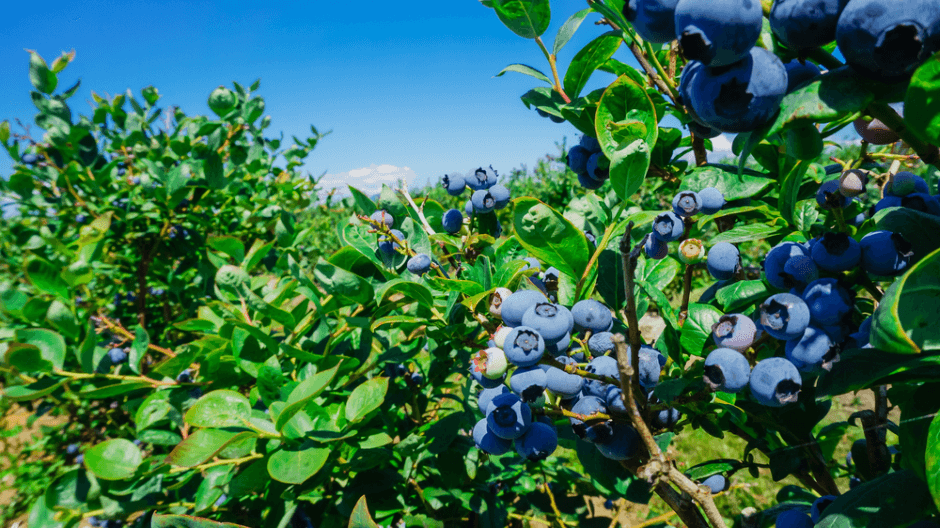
left=442, top=166, right=511, bottom=220
left=368, top=209, right=434, bottom=276
left=563, top=135, right=610, bottom=190
left=625, top=0, right=939, bottom=135
left=826, top=168, right=940, bottom=221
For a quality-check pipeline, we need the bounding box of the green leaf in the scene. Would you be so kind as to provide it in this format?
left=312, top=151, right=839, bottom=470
left=553, top=8, right=591, bottom=55
left=0, top=377, right=67, bottom=401
left=44, top=300, right=79, bottom=340
left=710, top=223, right=786, bottom=245
left=765, top=66, right=875, bottom=137
left=347, top=186, right=376, bottom=216
left=165, top=429, right=257, bottom=468
left=815, top=470, right=934, bottom=528
left=871, top=247, right=940, bottom=355
left=84, top=439, right=142, bottom=480
left=494, top=63, right=552, bottom=85
left=27, top=50, right=57, bottom=94
left=275, top=363, right=341, bottom=431
left=793, top=199, right=820, bottom=232
left=346, top=377, right=389, bottom=423
left=151, top=513, right=250, bottom=528
left=267, top=441, right=331, bottom=484
left=376, top=279, right=435, bottom=309
left=14, top=328, right=66, bottom=370
left=715, top=280, right=768, bottom=313
left=925, top=411, right=940, bottom=512
left=681, top=304, right=723, bottom=356
left=816, top=348, right=940, bottom=396
left=184, top=390, right=251, bottom=428
left=25, top=256, right=70, bottom=299
left=778, top=159, right=812, bottom=227
left=4, top=344, right=52, bottom=373
left=903, top=51, right=940, bottom=145
left=314, top=258, right=375, bottom=306
left=512, top=197, right=591, bottom=280
left=490, top=0, right=551, bottom=39
left=595, top=74, right=658, bottom=201
left=563, top=31, right=622, bottom=99
left=348, top=495, right=380, bottom=528
left=678, top=165, right=773, bottom=201
left=45, top=468, right=100, bottom=510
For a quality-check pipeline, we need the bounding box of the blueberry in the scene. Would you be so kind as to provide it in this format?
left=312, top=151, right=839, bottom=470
left=623, top=0, right=680, bottom=43
left=578, top=171, right=606, bottom=190
left=485, top=393, right=532, bottom=440
left=543, top=357, right=584, bottom=398
left=408, top=371, right=424, bottom=385
left=586, top=152, right=609, bottom=182
left=849, top=476, right=861, bottom=489
left=464, top=199, right=474, bottom=216
left=579, top=135, right=602, bottom=153
left=571, top=299, right=613, bottom=334
left=810, top=495, right=838, bottom=523
left=760, top=293, right=811, bottom=340
left=588, top=331, right=615, bottom=356
left=688, top=120, right=722, bottom=138
left=703, top=348, right=751, bottom=392
left=569, top=395, right=613, bottom=443
left=542, top=267, right=560, bottom=283
left=465, top=167, right=497, bottom=191
left=441, top=208, right=463, bottom=234
left=849, top=210, right=867, bottom=227
left=836, top=0, right=940, bottom=82
left=108, top=347, right=128, bottom=364
left=712, top=314, right=757, bottom=352
left=686, top=47, right=787, bottom=133
left=781, top=255, right=819, bottom=290
left=698, top=187, right=726, bottom=215
left=488, top=184, right=511, bottom=209
left=510, top=365, right=548, bottom=402
left=673, top=191, right=702, bottom=217
left=503, top=326, right=547, bottom=367
left=645, top=234, right=669, bottom=259
left=21, top=153, right=40, bottom=165
left=802, top=278, right=854, bottom=326
left=783, top=59, right=822, bottom=93
left=749, top=357, right=802, bottom=407
left=605, top=385, right=628, bottom=413
left=75, top=214, right=87, bottom=224
left=473, top=417, right=513, bottom=455
left=770, top=0, right=850, bottom=50
left=652, top=407, right=682, bottom=428
left=66, top=443, right=79, bottom=455
left=604, top=499, right=615, bottom=509
left=674, top=0, right=763, bottom=67
left=652, top=211, right=685, bottom=242
left=701, top=474, right=729, bottom=493
left=838, top=169, right=869, bottom=197
left=901, top=193, right=940, bottom=216
left=816, top=179, right=849, bottom=208
left=595, top=421, right=641, bottom=460
left=442, top=174, right=466, bottom=196
left=370, top=209, right=394, bottom=228
left=763, top=242, right=810, bottom=290
left=567, top=145, right=591, bottom=174
left=378, top=229, right=405, bottom=254
left=885, top=172, right=929, bottom=197
left=585, top=230, right=597, bottom=247
left=514, top=421, right=559, bottom=461
left=477, top=385, right=511, bottom=414
left=117, top=168, right=126, bottom=176
left=407, top=253, right=432, bottom=275
left=88, top=517, right=101, bottom=527
left=775, top=509, right=813, bottom=528
left=786, top=325, right=840, bottom=373
left=859, top=231, right=913, bottom=276
left=707, top=242, right=740, bottom=280
left=176, top=369, right=193, bottom=383
left=812, top=233, right=862, bottom=273
left=131, top=177, right=141, bottom=185
left=471, top=189, right=497, bottom=214
left=520, top=303, right=573, bottom=346
left=473, top=347, right=509, bottom=380
left=583, top=355, right=620, bottom=398
left=75, top=454, right=84, bottom=464
left=854, top=115, right=900, bottom=144
left=189, top=387, right=204, bottom=399
left=631, top=345, right=666, bottom=389
left=846, top=316, right=872, bottom=349
left=874, top=195, right=904, bottom=213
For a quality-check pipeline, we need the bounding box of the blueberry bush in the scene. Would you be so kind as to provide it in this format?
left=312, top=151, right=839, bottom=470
left=2, top=0, right=940, bottom=526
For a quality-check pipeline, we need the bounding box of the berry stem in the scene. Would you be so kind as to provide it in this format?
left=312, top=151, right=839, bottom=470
left=534, top=36, right=571, bottom=104
left=642, top=40, right=680, bottom=100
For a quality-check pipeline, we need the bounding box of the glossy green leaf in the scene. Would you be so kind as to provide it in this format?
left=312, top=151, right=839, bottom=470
left=25, top=257, right=69, bottom=299
left=14, top=328, right=66, bottom=370
left=778, top=159, right=812, bottom=227
left=871, top=247, right=940, bottom=355
left=766, top=66, right=875, bottom=137
left=314, top=258, right=375, bottom=306
left=1, top=377, right=67, bottom=401
left=681, top=304, right=723, bottom=356
left=267, top=441, right=331, bottom=484
left=28, top=50, right=57, bottom=94
left=904, top=51, right=940, bottom=144
left=815, top=470, right=934, bottom=527
left=275, top=363, right=341, bottom=431
left=710, top=223, right=786, bottom=245
left=348, top=495, right=380, bottom=528
left=564, top=31, right=622, bottom=99
left=793, top=199, right=819, bottom=232
left=595, top=74, right=658, bottom=201
left=165, top=429, right=257, bottom=468
left=151, top=514, right=250, bottom=528
left=553, top=8, right=591, bottom=55
left=490, top=0, right=551, bottom=39
left=45, top=468, right=100, bottom=510
left=678, top=165, right=773, bottom=201
left=512, top=197, right=591, bottom=279
left=716, top=280, right=768, bottom=313
left=346, top=377, right=389, bottom=423
left=184, top=390, right=251, bottom=428
left=873, top=207, right=940, bottom=262
left=816, top=348, right=940, bottom=396
left=84, top=439, right=142, bottom=480
left=494, top=63, right=551, bottom=85
left=4, top=344, right=53, bottom=373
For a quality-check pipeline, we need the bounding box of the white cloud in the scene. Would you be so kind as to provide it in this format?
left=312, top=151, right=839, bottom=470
left=315, top=163, right=419, bottom=201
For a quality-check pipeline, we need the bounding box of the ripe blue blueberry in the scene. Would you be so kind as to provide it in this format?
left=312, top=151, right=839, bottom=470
left=408, top=371, right=424, bottom=385
left=442, top=208, right=463, bottom=234
left=488, top=184, right=511, bottom=209
left=782, top=255, right=819, bottom=289
left=645, top=234, right=669, bottom=260
left=473, top=417, right=513, bottom=455
left=176, top=369, right=193, bottom=383
left=605, top=385, right=628, bottom=413
left=585, top=230, right=598, bottom=247
left=688, top=121, right=722, bottom=138
left=784, top=59, right=821, bottom=92
left=595, top=421, right=641, bottom=460
left=588, top=332, right=615, bottom=356
left=567, top=145, right=590, bottom=174
left=760, top=293, right=811, bottom=340
left=836, top=0, right=940, bottom=82
left=477, top=385, right=511, bottom=414
left=701, top=474, right=729, bottom=493
left=885, top=172, right=930, bottom=197
left=631, top=345, right=667, bottom=389
left=543, top=356, right=584, bottom=398
left=108, top=347, right=128, bottom=364
left=580, top=135, right=602, bottom=153
left=770, top=0, right=850, bottom=50
left=775, top=509, right=813, bottom=528
left=378, top=229, right=404, bottom=254
left=674, top=0, right=763, bottom=67
left=859, top=231, right=913, bottom=276
left=514, top=421, right=559, bottom=461
left=707, top=242, right=740, bottom=280
left=503, top=326, right=547, bottom=367
left=811, top=232, right=861, bottom=272
left=569, top=395, right=614, bottom=443
left=678, top=60, right=705, bottom=117
left=370, top=209, right=394, bottom=228
left=652, top=211, right=685, bottom=242
left=785, top=325, right=840, bottom=373
left=652, top=407, right=682, bottom=428
left=846, top=316, right=872, bottom=349
left=811, top=495, right=837, bottom=523
left=686, top=47, right=787, bottom=133
left=471, top=189, right=497, bottom=214
left=470, top=365, right=505, bottom=389
left=586, top=152, right=609, bottom=182
left=510, top=365, right=548, bottom=402
left=465, top=167, right=497, bottom=191
left=816, top=179, right=849, bottom=209
left=66, top=443, right=79, bottom=455
left=543, top=267, right=560, bottom=283
left=802, top=278, right=854, bottom=326
left=901, top=193, right=940, bottom=216
left=464, top=199, right=474, bottom=216
left=703, top=347, right=751, bottom=392
left=406, top=253, right=432, bottom=275
left=763, top=242, right=810, bottom=290
left=571, top=299, right=613, bottom=333
left=712, top=314, right=757, bottom=352
left=604, top=499, right=615, bottom=509
left=21, top=153, right=39, bottom=165
left=521, top=303, right=573, bottom=346
left=749, top=357, right=802, bottom=407
left=485, top=393, right=532, bottom=440
left=698, top=187, right=725, bottom=215
left=623, top=0, right=680, bottom=43
left=75, top=214, right=87, bottom=224
left=75, top=454, right=84, bottom=464
left=583, top=355, right=620, bottom=399
left=672, top=191, right=702, bottom=217
left=578, top=172, right=605, bottom=190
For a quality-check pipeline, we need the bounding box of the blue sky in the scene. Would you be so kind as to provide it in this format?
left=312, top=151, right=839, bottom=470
left=0, top=1, right=854, bottom=202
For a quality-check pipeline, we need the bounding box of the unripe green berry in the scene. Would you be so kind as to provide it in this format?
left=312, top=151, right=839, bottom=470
left=678, top=238, right=705, bottom=264
left=472, top=347, right=508, bottom=379
left=208, top=86, right=237, bottom=115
